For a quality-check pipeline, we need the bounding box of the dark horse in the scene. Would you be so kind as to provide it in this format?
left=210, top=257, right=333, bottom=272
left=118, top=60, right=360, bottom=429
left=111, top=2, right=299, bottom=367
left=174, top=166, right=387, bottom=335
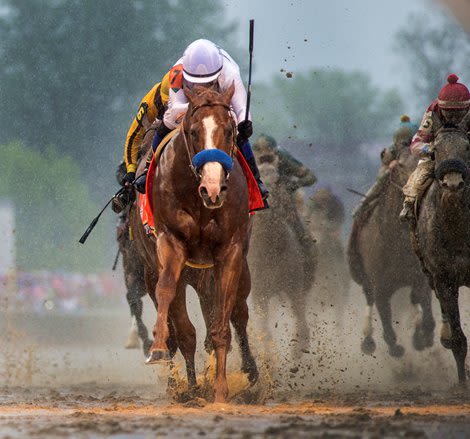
left=130, top=84, right=258, bottom=402
left=249, top=145, right=316, bottom=354
left=348, top=146, right=435, bottom=358
left=412, top=116, right=470, bottom=384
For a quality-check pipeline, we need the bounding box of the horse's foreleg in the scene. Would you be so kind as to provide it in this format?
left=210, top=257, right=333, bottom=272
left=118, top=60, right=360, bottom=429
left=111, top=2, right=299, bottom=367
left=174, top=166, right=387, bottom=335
left=169, top=282, right=197, bottom=389
left=435, top=279, right=467, bottom=384
left=230, top=259, right=258, bottom=385
left=376, top=294, right=405, bottom=358
left=410, top=283, right=435, bottom=351
left=211, top=245, right=243, bottom=403
left=147, top=234, right=186, bottom=364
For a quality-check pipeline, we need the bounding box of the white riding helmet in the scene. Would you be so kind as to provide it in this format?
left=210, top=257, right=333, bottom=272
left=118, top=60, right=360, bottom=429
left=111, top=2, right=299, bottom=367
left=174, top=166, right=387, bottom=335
left=182, top=39, right=223, bottom=84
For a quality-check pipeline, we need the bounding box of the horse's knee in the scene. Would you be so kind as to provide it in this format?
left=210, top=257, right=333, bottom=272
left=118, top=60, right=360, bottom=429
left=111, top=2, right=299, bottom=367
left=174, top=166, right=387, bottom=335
left=210, top=325, right=231, bottom=349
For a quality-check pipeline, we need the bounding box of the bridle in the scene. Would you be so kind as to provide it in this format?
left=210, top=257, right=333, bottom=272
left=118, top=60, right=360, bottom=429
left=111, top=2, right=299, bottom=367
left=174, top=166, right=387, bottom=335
left=180, top=101, right=238, bottom=182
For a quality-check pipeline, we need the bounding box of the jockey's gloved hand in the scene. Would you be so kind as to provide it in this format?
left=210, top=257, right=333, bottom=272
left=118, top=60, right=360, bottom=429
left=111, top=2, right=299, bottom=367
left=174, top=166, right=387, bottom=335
left=237, top=120, right=253, bottom=139
left=421, top=144, right=431, bottom=156
left=122, top=171, right=136, bottom=186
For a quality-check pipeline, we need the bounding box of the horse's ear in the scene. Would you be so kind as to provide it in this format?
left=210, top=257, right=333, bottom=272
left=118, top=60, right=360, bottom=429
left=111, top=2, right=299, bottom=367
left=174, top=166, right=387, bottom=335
left=223, top=81, right=235, bottom=105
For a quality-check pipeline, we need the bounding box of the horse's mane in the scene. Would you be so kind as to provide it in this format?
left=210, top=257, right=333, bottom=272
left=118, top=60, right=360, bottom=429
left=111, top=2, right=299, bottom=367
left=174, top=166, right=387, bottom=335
left=189, top=85, right=227, bottom=108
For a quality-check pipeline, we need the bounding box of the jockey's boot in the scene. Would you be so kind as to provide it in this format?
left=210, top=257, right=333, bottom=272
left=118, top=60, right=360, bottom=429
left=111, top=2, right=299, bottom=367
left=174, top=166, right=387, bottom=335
left=399, top=197, right=415, bottom=222
left=240, top=140, right=269, bottom=200
left=134, top=168, right=148, bottom=194
left=131, top=124, right=171, bottom=195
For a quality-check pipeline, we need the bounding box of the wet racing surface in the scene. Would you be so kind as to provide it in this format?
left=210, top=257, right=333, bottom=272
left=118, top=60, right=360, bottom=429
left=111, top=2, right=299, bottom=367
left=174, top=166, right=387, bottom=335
left=2, top=283, right=470, bottom=438
left=1, top=385, right=470, bottom=438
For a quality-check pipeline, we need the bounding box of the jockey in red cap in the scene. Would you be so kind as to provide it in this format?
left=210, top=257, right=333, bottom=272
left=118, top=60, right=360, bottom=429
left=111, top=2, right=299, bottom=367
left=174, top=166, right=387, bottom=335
left=400, top=74, right=470, bottom=221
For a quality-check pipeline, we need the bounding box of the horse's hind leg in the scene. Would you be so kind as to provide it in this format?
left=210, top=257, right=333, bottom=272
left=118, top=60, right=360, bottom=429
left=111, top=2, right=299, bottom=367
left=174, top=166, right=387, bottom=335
left=361, top=283, right=376, bottom=355
left=169, top=282, right=197, bottom=389
left=230, top=260, right=258, bottom=385
left=124, top=258, right=153, bottom=356
left=376, top=292, right=405, bottom=358
left=291, top=288, right=310, bottom=354
left=410, top=283, right=435, bottom=351
left=435, top=280, right=467, bottom=384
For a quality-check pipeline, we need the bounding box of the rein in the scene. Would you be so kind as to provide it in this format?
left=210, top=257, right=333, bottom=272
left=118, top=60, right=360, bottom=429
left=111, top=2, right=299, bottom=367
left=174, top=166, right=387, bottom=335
left=180, top=101, right=237, bottom=182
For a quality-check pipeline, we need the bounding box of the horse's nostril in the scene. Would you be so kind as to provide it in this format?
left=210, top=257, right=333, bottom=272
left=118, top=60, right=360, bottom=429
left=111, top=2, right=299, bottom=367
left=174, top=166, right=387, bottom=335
left=200, top=186, right=208, bottom=196
left=459, top=181, right=465, bottom=189
left=221, top=185, right=228, bottom=192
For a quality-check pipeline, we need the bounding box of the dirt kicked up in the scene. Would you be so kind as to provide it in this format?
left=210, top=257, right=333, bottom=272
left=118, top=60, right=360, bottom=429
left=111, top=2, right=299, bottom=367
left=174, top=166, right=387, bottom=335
left=1, top=385, right=470, bottom=438
left=2, top=281, right=470, bottom=438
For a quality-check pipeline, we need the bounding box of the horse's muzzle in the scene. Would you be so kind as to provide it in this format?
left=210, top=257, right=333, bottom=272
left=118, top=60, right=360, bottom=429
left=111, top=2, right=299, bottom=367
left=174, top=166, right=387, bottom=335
left=199, top=184, right=228, bottom=209
left=436, top=158, right=468, bottom=192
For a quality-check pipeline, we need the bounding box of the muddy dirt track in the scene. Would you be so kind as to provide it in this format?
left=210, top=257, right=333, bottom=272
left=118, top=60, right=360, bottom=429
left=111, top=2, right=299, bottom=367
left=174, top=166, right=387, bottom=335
left=2, top=282, right=470, bottom=438
left=1, top=385, right=470, bottom=438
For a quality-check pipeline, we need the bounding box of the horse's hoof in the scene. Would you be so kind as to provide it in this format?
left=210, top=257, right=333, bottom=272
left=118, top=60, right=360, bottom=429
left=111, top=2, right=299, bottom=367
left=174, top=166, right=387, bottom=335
left=413, top=330, right=434, bottom=351
left=440, top=337, right=453, bottom=350
left=242, top=365, right=259, bottom=385
left=145, top=349, right=172, bottom=364
left=389, top=344, right=405, bottom=358
left=143, top=340, right=153, bottom=358
left=361, top=336, right=376, bottom=355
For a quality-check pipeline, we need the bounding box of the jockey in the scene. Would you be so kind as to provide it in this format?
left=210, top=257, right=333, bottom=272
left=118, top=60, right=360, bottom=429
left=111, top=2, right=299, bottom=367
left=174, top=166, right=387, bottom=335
left=399, top=74, right=470, bottom=221
left=353, top=115, right=418, bottom=220
left=112, top=73, right=171, bottom=213
left=121, top=38, right=269, bottom=202
left=253, top=134, right=316, bottom=254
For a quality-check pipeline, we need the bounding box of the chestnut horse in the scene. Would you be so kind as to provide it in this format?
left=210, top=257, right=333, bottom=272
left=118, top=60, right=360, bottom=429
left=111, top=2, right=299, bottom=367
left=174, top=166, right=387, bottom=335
left=130, top=84, right=258, bottom=402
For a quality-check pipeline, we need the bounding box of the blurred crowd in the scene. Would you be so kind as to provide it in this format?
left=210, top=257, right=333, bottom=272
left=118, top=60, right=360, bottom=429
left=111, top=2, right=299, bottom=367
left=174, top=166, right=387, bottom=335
left=0, top=270, right=124, bottom=313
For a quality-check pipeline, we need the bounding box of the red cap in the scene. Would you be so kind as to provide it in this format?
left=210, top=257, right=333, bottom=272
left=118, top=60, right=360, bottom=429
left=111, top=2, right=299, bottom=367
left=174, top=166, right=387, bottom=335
left=438, top=74, right=470, bottom=109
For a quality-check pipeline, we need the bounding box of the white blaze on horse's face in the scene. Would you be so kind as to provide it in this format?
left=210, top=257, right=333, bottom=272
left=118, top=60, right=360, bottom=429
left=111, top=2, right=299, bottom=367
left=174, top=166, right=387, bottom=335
left=198, top=115, right=226, bottom=208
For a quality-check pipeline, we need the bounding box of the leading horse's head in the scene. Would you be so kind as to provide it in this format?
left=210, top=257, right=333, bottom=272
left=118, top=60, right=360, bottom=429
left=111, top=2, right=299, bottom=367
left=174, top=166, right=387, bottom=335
left=433, top=121, right=470, bottom=193
left=182, top=83, right=236, bottom=209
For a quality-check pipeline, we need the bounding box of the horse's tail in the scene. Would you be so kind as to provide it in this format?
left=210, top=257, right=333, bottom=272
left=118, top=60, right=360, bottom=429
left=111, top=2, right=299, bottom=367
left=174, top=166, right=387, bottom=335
left=346, top=219, right=366, bottom=287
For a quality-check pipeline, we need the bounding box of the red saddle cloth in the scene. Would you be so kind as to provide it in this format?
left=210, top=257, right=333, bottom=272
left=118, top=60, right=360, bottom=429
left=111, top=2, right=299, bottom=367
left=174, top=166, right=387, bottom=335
left=138, top=150, right=264, bottom=235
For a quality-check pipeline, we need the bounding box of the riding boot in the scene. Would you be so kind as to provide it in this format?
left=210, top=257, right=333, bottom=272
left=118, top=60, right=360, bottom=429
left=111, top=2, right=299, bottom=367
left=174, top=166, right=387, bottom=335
left=132, top=124, right=172, bottom=195
left=239, top=140, right=270, bottom=202
left=246, top=156, right=270, bottom=199
left=152, top=122, right=172, bottom=152
left=399, top=197, right=415, bottom=222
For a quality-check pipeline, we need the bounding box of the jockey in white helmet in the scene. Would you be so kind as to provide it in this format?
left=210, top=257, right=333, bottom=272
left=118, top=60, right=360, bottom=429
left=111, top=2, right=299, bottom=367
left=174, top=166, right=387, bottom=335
left=147, top=38, right=269, bottom=201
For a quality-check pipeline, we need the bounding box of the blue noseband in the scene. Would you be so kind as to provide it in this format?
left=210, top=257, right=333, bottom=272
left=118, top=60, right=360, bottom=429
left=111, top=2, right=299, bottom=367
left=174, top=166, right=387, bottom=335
left=192, top=149, right=233, bottom=172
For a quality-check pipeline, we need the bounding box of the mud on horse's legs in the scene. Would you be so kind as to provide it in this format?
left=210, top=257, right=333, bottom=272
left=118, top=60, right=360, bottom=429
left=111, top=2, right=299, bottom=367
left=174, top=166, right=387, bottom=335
left=147, top=234, right=186, bottom=363
left=211, top=244, right=244, bottom=403
left=230, top=259, right=258, bottom=384
left=435, top=279, right=467, bottom=384
left=169, top=281, right=197, bottom=388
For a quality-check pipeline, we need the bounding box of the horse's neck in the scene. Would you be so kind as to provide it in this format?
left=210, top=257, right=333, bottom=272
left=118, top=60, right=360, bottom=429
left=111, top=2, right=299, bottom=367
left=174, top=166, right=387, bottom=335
left=430, top=183, right=470, bottom=237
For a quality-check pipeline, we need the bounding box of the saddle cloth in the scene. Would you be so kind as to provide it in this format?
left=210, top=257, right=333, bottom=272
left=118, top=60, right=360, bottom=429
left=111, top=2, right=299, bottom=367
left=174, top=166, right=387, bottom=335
left=138, top=129, right=264, bottom=236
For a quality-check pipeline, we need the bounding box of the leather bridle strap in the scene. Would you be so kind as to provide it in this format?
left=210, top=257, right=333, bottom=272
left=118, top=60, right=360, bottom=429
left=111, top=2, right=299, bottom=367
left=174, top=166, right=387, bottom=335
left=180, top=102, right=238, bottom=181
